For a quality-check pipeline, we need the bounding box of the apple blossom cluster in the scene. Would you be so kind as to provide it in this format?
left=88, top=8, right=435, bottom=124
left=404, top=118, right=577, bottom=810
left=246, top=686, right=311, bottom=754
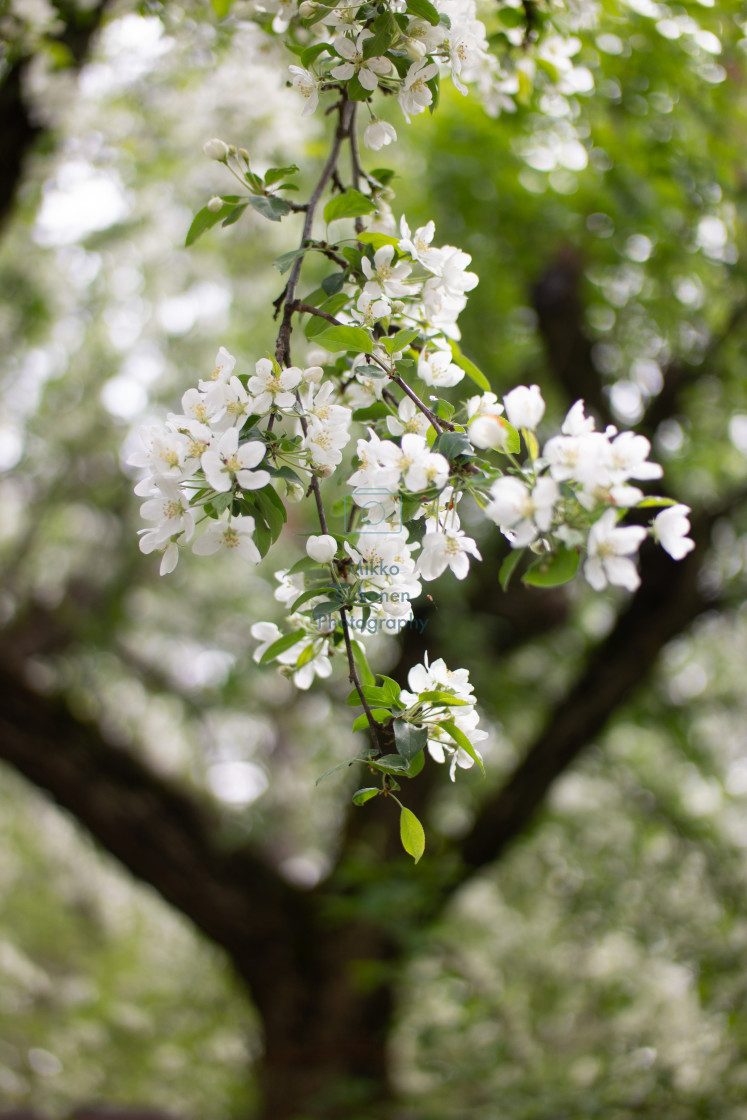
left=130, top=2, right=694, bottom=861
left=277, top=0, right=513, bottom=148
left=129, top=346, right=353, bottom=575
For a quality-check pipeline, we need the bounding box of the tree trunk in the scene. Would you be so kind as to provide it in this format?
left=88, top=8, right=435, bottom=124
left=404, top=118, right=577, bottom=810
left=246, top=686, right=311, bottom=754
left=248, top=918, right=397, bottom=1120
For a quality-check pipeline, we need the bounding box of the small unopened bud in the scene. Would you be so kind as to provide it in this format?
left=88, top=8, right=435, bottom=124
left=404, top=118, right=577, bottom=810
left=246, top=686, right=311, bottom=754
left=303, top=365, right=324, bottom=385
left=203, top=138, right=230, bottom=162
left=299, top=1, right=317, bottom=16
left=238, top=147, right=250, bottom=160
left=315, top=464, right=334, bottom=479
left=468, top=414, right=510, bottom=450
left=285, top=481, right=305, bottom=504
left=207, top=196, right=223, bottom=213
left=306, top=534, right=337, bottom=563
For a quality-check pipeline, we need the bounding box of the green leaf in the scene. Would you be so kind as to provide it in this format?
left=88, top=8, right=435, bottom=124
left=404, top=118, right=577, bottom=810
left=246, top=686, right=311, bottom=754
left=352, top=787, right=380, bottom=805
left=249, top=195, right=292, bottom=222
left=438, top=719, right=485, bottom=774
left=393, top=720, right=428, bottom=762
left=352, top=709, right=391, bottom=731
left=352, top=403, right=389, bottom=422
left=259, top=631, right=305, bottom=664
left=345, top=73, right=371, bottom=101
left=368, top=754, right=410, bottom=774
left=311, top=600, right=342, bottom=621
left=524, top=428, right=540, bottom=461
left=499, top=548, right=523, bottom=591
left=324, top=190, right=376, bottom=224
left=522, top=546, right=580, bottom=588
left=316, top=325, right=372, bottom=354
left=315, top=757, right=357, bottom=786
left=362, top=12, right=396, bottom=57
left=321, top=272, right=346, bottom=296
left=265, top=165, right=299, bottom=187
left=356, top=231, right=399, bottom=249
left=406, top=0, right=440, bottom=26
left=379, top=675, right=403, bottom=707
left=352, top=640, right=376, bottom=687
left=501, top=421, right=521, bottom=456
left=431, top=430, right=475, bottom=460
left=301, top=42, right=329, bottom=68
left=221, top=203, right=248, bottom=228
left=185, top=204, right=232, bottom=247
left=497, top=5, right=524, bottom=26
left=448, top=339, right=490, bottom=392
left=417, top=691, right=469, bottom=706
left=304, top=292, right=348, bottom=340
left=399, top=806, right=426, bottom=863
left=253, top=485, right=287, bottom=541
left=638, top=496, right=678, bottom=508
left=383, top=329, right=419, bottom=355
left=273, top=248, right=306, bottom=274
left=289, top=587, right=335, bottom=613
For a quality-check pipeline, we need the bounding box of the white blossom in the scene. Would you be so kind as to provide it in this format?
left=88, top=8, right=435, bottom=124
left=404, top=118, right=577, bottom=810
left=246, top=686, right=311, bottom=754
left=503, top=384, right=546, bottom=430
left=248, top=359, right=303, bottom=413
left=201, top=429, right=270, bottom=493
left=330, top=30, right=391, bottom=91
left=363, top=120, right=397, bottom=150
left=193, top=515, right=262, bottom=563
left=653, top=504, right=695, bottom=560
left=418, top=527, right=481, bottom=581
left=289, top=65, right=319, bottom=116
left=584, top=509, right=647, bottom=592
left=485, top=475, right=558, bottom=547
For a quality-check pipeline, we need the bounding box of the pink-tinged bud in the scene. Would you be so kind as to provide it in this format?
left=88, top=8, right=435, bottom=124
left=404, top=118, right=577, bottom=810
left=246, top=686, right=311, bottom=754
left=207, top=196, right=223, bottom=213
left=203, top=138, right=230, bottom=161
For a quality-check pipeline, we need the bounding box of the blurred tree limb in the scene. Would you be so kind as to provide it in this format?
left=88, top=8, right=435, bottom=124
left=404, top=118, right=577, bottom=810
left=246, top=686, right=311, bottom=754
left=0, top=0, right=111, bottom=230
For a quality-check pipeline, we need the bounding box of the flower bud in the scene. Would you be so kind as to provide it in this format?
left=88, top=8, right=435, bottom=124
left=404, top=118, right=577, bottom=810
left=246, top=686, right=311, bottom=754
left=306, top=534, right=337, bottom=563
left=405, top=38, right=427, bottom=60
left=303, top=365, right=324, bottom=385
left=238, top=148, right=250, bottom=160
left=469, top=414, right=510, bottom=450
left=299, top=1, right=317, bottom=15
left=503, top=384, right=545, bottom=431
left=203, top=138, right=230, bottom=162
left=284, top=481, right=305, bottom=503
left=207, top=196, right=223, bottom=213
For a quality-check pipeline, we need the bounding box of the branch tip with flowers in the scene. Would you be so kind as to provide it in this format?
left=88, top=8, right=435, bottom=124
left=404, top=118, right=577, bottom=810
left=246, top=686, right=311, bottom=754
left=129, top=0, right=696, bottom=862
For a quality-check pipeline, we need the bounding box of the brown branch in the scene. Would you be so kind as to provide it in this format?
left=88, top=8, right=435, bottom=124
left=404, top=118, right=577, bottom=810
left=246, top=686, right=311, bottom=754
left=0, top=654, right=306, bottom=998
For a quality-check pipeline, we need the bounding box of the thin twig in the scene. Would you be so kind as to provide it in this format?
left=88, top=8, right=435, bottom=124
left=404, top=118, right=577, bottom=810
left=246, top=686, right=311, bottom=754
left=340, top=606, right=382, bottom=753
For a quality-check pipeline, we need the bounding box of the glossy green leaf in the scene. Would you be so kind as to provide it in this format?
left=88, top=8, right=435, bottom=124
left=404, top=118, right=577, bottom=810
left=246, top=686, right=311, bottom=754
left=522, top=547, right=580, bottom=588
left=324, top=190, right=376, bottom=224
left=399, top=806, right=425, bottom=863
left=315, top=325, right=372, bottom=353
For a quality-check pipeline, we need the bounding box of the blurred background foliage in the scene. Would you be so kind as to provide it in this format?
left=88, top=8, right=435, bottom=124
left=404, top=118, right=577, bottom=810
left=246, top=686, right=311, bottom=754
left=2, top=0, right=747, bottom=1116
